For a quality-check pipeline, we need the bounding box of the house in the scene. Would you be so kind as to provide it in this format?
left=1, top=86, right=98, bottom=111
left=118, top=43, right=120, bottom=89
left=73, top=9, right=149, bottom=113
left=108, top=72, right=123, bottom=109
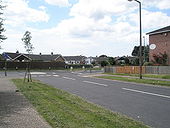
left=85, top=56, right=109, bottom=65
left=115, top=56, right=138, bottom=65
left=85, top=57, right=96, bottom=64
left=2, top=52, right=65, bottom=62
left=63, top=56, right=87, bottom=64
left=147, top=25, right=170, bottom=65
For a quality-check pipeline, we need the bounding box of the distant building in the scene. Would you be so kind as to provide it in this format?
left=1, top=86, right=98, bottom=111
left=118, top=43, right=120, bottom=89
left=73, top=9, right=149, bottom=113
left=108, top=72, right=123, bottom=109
left=147, top=25, right=170, bottom=65
left=2, top=52, right=65, bottom=62
left=63, top=56, right=86, bottom=64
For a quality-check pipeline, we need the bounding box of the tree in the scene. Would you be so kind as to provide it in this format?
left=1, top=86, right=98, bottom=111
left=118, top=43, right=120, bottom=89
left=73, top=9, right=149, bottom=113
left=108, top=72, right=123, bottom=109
left=0, top=1, right=7, bottom=49
left=99, top=55, right=107, bottom=58
left=131, top=45, right=149, bottom=64
left=101, top=61, right=109, bottom=67
left=22, top=31, right=34, bottom=54
left=22, top=31, right=34, bottom=82
left=108, top=57, right=115, bottom=65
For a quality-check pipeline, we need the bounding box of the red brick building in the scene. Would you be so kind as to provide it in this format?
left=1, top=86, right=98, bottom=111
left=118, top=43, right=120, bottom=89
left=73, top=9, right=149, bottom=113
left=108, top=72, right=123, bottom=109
left=147, top=26, right=170, bottom=65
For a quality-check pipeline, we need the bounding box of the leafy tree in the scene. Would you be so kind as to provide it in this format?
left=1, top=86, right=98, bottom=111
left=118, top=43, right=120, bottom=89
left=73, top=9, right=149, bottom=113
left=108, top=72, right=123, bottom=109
left=131, top=45, right=149, bottom=63
left=108, top=57, right=115, bottom=65
left=101, top=61, right=109, bottom=67
left=131, top=58, right=139, bottom=66
left=22, top=31, right=34, bottom=82
left=124, top=57, right=130, bottom=65
left=22, top=31, right=34, bottom=54
left=99, top=55, right=107, bottom=58
left=0, top=1, right=7, bottom=49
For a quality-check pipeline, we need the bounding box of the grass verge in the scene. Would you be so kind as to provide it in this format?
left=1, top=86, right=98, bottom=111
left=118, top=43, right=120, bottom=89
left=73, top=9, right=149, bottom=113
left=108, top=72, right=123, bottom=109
left=12, top=79, right=148, bottom=128
left=104, top=73, right=170, bottom=79
left=97, top=76, right=170, bottom=87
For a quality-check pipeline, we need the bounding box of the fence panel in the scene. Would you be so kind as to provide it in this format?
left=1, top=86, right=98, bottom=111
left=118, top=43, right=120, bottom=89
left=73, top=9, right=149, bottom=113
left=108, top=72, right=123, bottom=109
left=104, top=66, right=170, bottom=74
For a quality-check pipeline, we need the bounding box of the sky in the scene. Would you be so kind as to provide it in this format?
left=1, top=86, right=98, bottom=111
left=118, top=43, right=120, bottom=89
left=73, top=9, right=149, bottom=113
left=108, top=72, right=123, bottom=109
left=1, top=0, right=170, bottom=57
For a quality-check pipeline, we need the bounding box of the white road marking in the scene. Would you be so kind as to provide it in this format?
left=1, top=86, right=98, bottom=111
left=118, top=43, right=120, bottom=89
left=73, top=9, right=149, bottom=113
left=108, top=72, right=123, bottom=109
left=83, top=81, right=108, bottom=87
left=53, top=75, right=59, bottom=77
left=46, top=75, right=52, bottom=77
left=63, top=77, right=76, bottom=80
left=31, top=72, right=46, bottom=75
left=122, top=88, right=170, bottom=99
left=52, top=72, right=56, bottom=74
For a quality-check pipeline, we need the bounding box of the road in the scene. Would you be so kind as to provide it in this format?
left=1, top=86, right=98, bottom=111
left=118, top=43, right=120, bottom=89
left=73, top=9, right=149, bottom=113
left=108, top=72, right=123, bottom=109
left=1, top=70, right=170, bottom=128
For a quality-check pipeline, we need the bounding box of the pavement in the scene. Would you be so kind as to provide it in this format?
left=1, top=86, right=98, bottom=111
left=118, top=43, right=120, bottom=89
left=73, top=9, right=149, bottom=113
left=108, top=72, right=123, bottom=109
left=0, top=77, right=51, bottom=128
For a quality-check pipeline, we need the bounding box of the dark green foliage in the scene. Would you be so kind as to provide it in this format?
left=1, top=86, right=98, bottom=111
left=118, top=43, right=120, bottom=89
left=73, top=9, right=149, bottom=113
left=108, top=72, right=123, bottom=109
left=108, top=57, right=115, bottom=65
left=0, top=54, right=2, bottom=60
left=131, top=58, right=139, bottom=66
left=99, top=55, right=107, bottom=58
left=124, top=57, right=130, bottom=65
left=152, top=52, right=168, bottom=65
left=101, top=61, right=109, bottom=67
left=0, top=1, right=7, bottom=48
left=131, top=45, right=149, bottom=62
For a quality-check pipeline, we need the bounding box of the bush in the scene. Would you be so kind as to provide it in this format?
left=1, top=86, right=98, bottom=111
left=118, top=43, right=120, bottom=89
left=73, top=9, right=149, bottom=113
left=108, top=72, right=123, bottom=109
left=101, top=61, right=109, bottom=67
left=143, top=62, right=153, bottom=66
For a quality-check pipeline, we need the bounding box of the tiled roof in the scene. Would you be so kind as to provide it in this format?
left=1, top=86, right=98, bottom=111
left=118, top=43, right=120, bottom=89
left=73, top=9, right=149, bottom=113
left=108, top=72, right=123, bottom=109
left=146, top=25, right=170, bottom=35
left=3, top=52, right=62, bottom=61
left=63, top=56, right=86, bottom=61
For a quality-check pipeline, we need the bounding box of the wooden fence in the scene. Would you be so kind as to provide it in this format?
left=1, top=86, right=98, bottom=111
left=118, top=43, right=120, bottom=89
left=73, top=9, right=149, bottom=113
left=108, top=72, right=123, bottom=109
left=105, top=66, right=170, bottom=74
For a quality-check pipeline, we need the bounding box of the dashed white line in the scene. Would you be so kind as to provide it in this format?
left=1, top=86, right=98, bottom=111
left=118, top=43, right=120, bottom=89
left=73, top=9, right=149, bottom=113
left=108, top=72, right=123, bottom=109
left=83, top=81, right=108, bottom=87
left=122, top=88, right=170, bottom=99
left=63, top=77, right=76, bottom=80
left=31, top=72, right=46, bottom=75
left=53, top=75, right=59, bottom=77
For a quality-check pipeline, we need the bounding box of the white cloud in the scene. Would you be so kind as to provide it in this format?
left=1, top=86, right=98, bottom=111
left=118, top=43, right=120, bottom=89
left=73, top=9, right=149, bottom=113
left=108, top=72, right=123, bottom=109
left=144, top=0, right=170, bottom=10
left=4, top=0, right=49, bottom=27
left=70, top=0, right=132, bottom=20
left=120, top=9, right=170, bottom=32
left=2, top=0, right=170, bottom=57
left=44, top=0, right=70, bottom=7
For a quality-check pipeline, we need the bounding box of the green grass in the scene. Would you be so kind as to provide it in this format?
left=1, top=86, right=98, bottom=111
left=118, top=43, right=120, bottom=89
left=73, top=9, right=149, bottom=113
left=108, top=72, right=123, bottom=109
left=104, top=73, right=170, bottom=79
left=12, top=79, right=148, bottom=128
left=97, top=76, right=170, bottom=87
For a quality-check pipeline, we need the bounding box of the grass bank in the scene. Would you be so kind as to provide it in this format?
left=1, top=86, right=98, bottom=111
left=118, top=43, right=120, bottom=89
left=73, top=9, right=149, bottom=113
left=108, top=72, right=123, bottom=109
left=97, top=76, right=170, bottom=87
left=12, top=79, right=148, bottom=128
left=104, top=73, right=170, bottom=79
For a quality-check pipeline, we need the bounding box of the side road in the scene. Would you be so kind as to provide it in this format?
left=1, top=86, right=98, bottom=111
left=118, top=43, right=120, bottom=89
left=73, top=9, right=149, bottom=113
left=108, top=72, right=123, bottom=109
left=0, top=78, right=51, bottom=128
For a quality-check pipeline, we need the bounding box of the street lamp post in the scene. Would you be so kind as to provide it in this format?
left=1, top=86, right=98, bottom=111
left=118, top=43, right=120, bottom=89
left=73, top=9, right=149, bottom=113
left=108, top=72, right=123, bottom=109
left=128, top=0, right=142, bottom=79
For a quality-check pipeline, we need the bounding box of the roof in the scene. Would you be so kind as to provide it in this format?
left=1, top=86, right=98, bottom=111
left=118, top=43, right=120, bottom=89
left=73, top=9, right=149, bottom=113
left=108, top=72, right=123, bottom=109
left=2, top=52, right=63, bottom=61
left=146, top=25, right=170, bottom=35
left=63, top=56, right=86, bottom=61
left=27, top=54, right=62, bottom=61
left=2, top=52, right=20, bottom=59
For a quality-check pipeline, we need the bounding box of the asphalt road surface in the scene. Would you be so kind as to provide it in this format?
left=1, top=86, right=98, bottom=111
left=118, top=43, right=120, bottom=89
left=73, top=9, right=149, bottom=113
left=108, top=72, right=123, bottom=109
left=1, top=70, right=170, bottom=128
